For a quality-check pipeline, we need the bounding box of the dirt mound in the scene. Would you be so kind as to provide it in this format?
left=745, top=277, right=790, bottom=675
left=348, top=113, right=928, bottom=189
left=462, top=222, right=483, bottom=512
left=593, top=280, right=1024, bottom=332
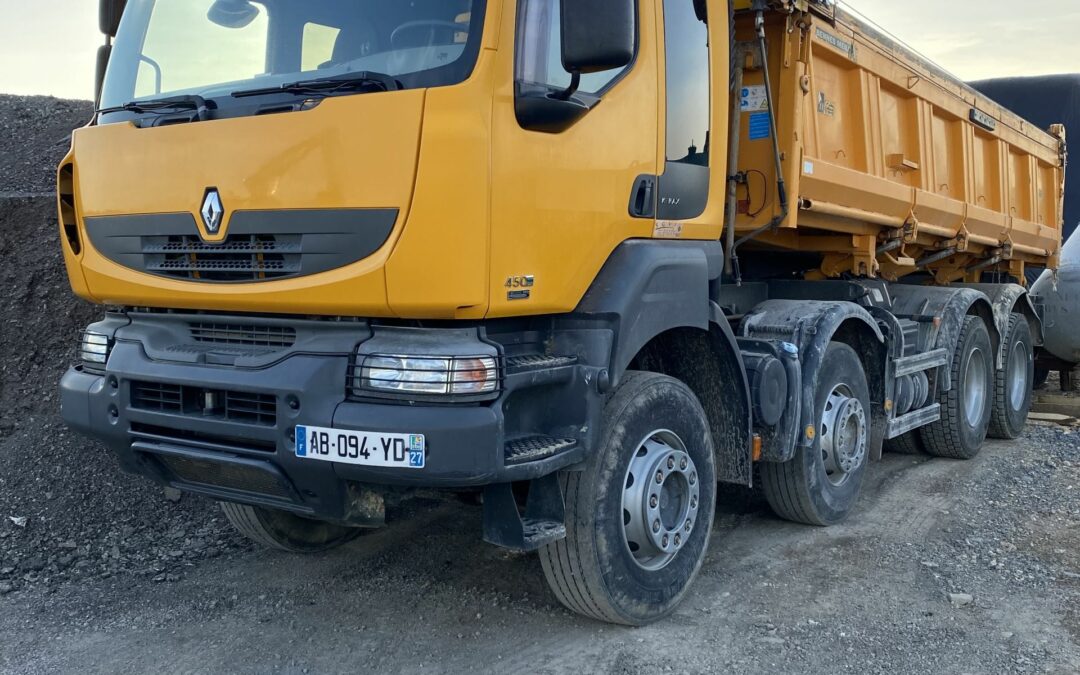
left=0, top=197, right=245, bottom=594
left=0, top=95, right=93, bottom=196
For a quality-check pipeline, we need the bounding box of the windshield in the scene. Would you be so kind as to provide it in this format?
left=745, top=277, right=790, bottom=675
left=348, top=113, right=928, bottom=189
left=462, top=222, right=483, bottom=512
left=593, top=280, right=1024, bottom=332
left=100, top=0, right=486, bottom=111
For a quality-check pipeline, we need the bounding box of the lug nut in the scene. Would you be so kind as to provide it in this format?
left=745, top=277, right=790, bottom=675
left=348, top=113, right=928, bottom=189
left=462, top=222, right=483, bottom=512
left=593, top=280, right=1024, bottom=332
left=662, top=535, right=669, bottom=547
left=649, top=495, right=658, bottom=508
left=674, top=534, right=681, bottom=547
left=667, top=457, right=675, bottom=470
left=691, top=496, right=698, bottom=509
left=685, top=519, right=692, bottom=532
left=653, top=520, right=661, bottom=533
left=680, top=457, right=688, bottom=470
left=655, top=471, right=664, bottom=484
left=689, top=472, right=697, bottom=486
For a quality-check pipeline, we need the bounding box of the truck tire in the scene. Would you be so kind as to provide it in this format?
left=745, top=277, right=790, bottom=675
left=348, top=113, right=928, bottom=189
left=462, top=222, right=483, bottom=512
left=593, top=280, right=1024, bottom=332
left=220, top=502, right=363, bottom=553
left=988, top=313, right=1034, bottom=439
left=884, top=431, right=924, bottom=455
left=760, top=343, right=870, bottom=526
left=539, top=371, right=716, bottom=626
left=919, top=316, right=993, bottom=459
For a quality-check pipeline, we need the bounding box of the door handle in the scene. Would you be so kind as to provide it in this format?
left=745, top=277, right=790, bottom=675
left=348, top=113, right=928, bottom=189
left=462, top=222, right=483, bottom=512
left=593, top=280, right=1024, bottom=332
left=629, top=175, right=656, bottom=219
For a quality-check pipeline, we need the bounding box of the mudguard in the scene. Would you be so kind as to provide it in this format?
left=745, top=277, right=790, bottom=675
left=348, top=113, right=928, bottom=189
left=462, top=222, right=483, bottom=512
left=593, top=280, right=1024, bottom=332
left=740, top=300, right=886, bottom=459
left=891, top=285, right=999, bottom=386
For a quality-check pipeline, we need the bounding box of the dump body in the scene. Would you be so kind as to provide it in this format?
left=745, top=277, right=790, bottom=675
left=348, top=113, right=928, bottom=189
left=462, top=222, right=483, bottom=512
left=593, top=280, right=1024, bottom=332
left=732, top=3, right=1066, bottom=283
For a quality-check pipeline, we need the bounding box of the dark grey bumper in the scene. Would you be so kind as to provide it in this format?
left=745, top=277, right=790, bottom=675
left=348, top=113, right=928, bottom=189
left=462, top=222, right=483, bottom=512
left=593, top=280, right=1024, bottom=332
left=60, top=315, right=594, bottom=523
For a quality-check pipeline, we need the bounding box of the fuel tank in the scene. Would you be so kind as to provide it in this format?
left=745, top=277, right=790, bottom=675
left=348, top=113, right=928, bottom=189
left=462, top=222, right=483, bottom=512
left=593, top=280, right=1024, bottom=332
left=1032, top=228, right=1080, bottom=365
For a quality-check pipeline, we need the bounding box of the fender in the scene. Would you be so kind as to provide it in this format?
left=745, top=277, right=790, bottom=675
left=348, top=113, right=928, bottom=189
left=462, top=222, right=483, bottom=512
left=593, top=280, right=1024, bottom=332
left=890, top=285, right=999, bottom=386
left=574, top=239, right=723, bottom=379
left=955, top=282, right=1043, bottom=354
left=740, top=300, right=886, bottom=458
left=572, top=239, right=753, bottom=485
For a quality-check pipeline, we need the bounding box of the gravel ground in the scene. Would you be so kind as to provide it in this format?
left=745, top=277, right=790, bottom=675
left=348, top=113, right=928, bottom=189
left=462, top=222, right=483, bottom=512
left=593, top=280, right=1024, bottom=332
left=0, top=97, right=1077, bottom=674
left=0, top=196, right=248, bottom=601
left=0, top=95, right=93, bottom=196
left=0, top=426, right=1076, bottom=674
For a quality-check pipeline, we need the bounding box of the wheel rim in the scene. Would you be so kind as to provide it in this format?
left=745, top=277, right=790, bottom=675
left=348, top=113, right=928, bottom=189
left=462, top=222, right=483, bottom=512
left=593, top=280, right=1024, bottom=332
left=621, top=430, right=700, bottom=571
left=963, top=347, right=988, bottom=425
left=820, top=384, right=867, bottom=487
left=1007, top=339, right=1030, bottom=412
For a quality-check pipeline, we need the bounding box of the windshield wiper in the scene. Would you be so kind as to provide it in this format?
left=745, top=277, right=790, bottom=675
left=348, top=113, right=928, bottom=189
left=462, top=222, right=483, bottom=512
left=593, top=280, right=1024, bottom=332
left=97, top=94, right=215, bottom=118
left=231, top=72, right=402, bottom=99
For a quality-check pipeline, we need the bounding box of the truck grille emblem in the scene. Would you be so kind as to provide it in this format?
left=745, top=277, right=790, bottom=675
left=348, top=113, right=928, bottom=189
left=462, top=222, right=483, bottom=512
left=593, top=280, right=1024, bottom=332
left=200, top=189, right=224, bottom=234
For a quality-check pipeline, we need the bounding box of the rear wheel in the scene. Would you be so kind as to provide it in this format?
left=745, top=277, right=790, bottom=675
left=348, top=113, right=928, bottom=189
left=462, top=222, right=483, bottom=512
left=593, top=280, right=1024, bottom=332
left=539, top=371, right=716, bottom=625
left=989, top=313, right=1034, bottom=439
left=220, top=502, right=364, bottom=553
left=920, top=316, right=993, bottom=459
left=761, top=343, right=870, bottom=526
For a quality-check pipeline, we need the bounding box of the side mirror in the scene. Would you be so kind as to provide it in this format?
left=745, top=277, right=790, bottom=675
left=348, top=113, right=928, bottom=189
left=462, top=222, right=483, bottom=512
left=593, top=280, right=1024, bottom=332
left=515, top=0, right=634, bottom=133
left=560, top=0, right=635, bottom=75
left=207, top=0, right=261, bottom=29
left=99, top=0, right=127, bottom=38
left=94, top=44, right=112, bottom=107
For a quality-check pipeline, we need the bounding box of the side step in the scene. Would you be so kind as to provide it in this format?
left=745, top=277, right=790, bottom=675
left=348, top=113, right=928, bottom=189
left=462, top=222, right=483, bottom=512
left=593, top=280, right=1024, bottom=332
left=505, top=435, right=578, bottom=465
left=482, top=474, right=566, bottom=551
left=886, top=404, right=941, bottom=438
left=894, top=348, right=949, bottom=377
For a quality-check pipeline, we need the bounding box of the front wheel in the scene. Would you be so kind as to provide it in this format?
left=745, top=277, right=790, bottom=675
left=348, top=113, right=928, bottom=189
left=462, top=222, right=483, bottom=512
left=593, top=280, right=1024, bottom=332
left=220, top=502, right=364, bottom=553
left=760, top=342, right=871, bottom=526
left=539, top=372, right=716, bottom=625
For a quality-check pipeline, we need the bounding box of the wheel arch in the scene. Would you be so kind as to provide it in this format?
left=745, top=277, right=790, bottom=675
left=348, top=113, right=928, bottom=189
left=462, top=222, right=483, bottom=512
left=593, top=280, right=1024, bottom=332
left=740, top=300, right=887, bottom=461
left=628, top=315, right=754, bottom=486
left=891, top=285, right=1001, bottom=376
left=573, top=239, right=752, bottom=485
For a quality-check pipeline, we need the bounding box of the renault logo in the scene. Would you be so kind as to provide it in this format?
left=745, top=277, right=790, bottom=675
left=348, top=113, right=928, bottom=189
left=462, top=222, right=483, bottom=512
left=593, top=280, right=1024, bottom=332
left=200, top=189, right=224, bottom=234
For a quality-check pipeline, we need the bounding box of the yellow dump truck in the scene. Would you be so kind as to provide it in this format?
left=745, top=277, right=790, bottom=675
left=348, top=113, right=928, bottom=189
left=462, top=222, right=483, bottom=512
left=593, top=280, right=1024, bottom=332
left=59, top=0, right=1065, bottom=624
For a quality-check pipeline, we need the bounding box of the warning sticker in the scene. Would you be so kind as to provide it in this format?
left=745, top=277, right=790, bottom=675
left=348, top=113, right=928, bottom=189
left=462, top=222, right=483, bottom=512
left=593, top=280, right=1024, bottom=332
left=740, top=85, right=769, bottom=112
left=748, top=112, right=771, bottom=141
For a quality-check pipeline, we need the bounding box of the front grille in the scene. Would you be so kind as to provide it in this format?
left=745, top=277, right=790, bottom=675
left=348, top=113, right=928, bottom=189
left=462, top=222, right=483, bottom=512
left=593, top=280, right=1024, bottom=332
left=131, top=381, right=277, bottom=426
left=156, top=454, right=291, bottom=499
left=188, top=322, right=297, bottom=348
left=84, top=209, right=398, bottom=285
left=143, top=234, right=301, bottom=282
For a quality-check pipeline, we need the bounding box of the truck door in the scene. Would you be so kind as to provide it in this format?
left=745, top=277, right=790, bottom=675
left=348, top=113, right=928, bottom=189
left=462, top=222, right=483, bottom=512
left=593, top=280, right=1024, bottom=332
left=488, top=0, right=660, bottom=318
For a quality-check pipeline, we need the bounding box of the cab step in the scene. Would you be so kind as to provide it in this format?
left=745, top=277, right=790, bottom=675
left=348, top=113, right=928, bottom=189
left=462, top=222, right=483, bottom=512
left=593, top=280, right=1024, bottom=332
left=505, top=354, right=578, bottom=372
left=505, top=435, right=578, bottom=465
left=482, top=474, right=566, bottom=551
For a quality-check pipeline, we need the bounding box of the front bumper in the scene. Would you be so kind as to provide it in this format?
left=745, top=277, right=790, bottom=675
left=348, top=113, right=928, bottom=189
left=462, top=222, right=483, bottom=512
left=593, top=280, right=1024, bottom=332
left=61, top=313, right=596, bottom=524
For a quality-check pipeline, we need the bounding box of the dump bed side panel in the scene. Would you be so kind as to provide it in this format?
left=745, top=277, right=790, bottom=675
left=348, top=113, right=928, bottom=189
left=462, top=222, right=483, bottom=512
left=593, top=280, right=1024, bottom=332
left=731, top=6, right=1065, bottom=283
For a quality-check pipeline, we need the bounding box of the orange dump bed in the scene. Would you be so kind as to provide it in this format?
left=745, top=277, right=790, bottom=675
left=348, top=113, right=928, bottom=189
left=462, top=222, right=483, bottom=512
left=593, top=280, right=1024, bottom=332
left=732, top=3, right=1066, bottom=283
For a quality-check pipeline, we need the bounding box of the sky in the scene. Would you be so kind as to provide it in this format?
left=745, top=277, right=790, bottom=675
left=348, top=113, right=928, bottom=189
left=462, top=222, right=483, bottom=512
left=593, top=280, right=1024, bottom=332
left=0, top=0, right=1077, bottom=100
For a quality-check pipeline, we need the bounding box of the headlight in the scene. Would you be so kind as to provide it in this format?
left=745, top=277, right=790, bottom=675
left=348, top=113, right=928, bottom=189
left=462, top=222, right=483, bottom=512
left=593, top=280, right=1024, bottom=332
left=78, top=331, right=112, bottom=367
left=358, top=354, right=499, bottom=396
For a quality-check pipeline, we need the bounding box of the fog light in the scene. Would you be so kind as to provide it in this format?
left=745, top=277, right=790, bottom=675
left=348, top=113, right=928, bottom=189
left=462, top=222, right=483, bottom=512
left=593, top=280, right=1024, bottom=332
left=79, top=331, right=111, bottom=366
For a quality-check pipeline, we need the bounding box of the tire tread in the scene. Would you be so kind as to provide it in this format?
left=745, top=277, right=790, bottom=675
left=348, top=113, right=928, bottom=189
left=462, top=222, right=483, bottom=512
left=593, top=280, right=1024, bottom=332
left=988, top=313, right=1031, bottom=440
left=919, top=316, right=991, bottom=459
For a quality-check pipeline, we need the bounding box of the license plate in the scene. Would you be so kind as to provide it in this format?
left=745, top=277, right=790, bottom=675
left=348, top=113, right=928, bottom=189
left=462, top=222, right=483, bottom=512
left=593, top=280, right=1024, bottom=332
left=295, top=425, right=425, bottom=469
